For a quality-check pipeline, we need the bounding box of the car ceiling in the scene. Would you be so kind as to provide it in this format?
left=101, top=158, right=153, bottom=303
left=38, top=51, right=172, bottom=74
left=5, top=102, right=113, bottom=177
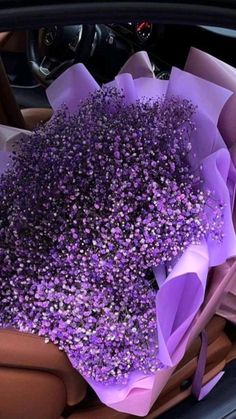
left=0, top=1, right=236, bottom=31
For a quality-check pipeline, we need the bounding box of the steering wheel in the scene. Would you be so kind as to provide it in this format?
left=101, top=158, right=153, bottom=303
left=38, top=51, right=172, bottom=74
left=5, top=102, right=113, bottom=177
left=27, top=25, right=95, bottom=86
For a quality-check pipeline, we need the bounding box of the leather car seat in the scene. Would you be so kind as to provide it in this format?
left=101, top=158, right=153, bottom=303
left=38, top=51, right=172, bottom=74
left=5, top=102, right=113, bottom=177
left=21, top=107, right=53, bottom=130
left=0, top=32, right=12, bottom=49
left=0, top=316, right=230, bottom=419
left=0, top=31, right=26, bottom=53
left=0, top=328, right=87, bottom=419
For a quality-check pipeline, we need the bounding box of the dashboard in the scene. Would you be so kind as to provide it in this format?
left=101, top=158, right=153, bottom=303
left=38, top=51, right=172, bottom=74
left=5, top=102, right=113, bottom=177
left=4, top=21, right=236, bottom=109
left=38, top=22, right=236, bottom=85
left=38, top=22, right=158, bottom=84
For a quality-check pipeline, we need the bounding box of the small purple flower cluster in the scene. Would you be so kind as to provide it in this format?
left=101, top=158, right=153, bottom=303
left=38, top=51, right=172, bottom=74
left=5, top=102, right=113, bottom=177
left=0, top=88, right=224, bottom=384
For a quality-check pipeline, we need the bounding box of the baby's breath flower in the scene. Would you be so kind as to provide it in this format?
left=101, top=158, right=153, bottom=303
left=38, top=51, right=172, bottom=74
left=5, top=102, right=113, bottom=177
left=0, top=88, right=223, bottom=384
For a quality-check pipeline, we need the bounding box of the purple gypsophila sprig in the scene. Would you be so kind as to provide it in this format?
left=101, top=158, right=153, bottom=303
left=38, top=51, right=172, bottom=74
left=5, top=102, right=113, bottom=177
left=0, top=87, right=224, bottom=384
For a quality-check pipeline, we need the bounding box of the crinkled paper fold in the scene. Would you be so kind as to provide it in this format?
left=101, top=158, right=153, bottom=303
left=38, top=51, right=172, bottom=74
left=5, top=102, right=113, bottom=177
left=184, top=48, right=236, bottom=326
left=1, top=50, right=236, bottom=416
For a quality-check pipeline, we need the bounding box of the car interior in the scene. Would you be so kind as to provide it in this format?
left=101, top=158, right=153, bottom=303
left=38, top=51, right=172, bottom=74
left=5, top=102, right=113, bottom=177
left=2, top=23, right=236, bottom=131
left=1, top=15, right=236, bottom=419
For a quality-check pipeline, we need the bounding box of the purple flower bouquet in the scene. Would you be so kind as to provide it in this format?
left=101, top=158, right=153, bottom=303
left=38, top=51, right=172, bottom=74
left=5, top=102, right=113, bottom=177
left=0, top=49, right=236, bottom=416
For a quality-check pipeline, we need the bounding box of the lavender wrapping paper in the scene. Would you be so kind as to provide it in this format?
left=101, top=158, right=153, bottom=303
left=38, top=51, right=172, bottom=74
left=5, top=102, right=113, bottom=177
left=185, top=47, right=236, bottom=148
left=46, top=51, right=236, bottom=415
left=0, top=51, right=235, bottom=416
left=0, top=124, right=30, bottom=175
left=185, top=47, right=236, bottom=325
